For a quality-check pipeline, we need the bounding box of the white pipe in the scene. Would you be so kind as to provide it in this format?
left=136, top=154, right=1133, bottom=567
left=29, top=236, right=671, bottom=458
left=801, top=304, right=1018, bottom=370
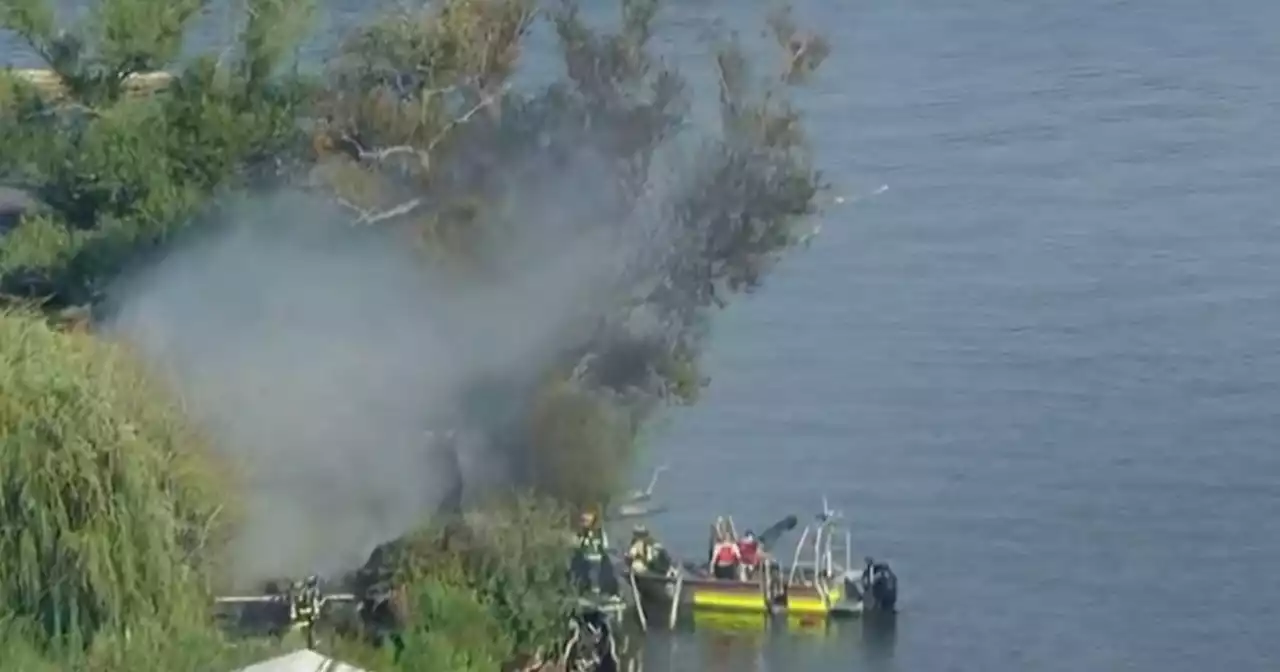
left=629, top=571, right=648, bottom=631
left=669, top=572, right=683, bottom=629
left=813, top=523, right=824, bottom=578
left=825, top=531, right=833, bottom=577
left=788, top=527, right=809, bottom=586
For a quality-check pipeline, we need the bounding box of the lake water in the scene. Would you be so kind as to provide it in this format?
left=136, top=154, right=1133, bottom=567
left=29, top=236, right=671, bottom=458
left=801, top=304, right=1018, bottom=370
left=636, top=0, right=1280, bottom=670
left=6, top=1, right=1280, bottom=670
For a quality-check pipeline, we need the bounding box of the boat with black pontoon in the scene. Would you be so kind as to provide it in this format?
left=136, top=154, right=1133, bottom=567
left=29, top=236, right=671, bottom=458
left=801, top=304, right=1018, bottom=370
left=621, top=499, right=898, bottom=627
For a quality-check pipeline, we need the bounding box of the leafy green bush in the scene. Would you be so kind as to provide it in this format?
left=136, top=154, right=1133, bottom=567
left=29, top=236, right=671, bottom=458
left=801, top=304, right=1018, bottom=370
left=0, top=0, right=309, bottom=306
left=352, top=495, right=575, bottom=665
left=395, top=578, right=514, bottom=672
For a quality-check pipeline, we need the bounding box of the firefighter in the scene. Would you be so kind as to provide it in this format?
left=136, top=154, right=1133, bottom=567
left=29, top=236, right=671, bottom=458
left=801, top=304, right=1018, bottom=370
left=303, top=576, right=322, bottom=617
left=625, top=524, right=663, bottom=574
left=575, top=510, right=608, bottom=593
left=577, top=510, right=608, bottom=553
left=292, top=575, right=322, bottom=626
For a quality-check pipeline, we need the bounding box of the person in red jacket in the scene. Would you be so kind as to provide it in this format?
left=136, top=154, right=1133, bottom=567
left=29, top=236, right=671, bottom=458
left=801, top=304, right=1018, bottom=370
left=710, top=534, right=742, bottom=580
left=736, top=530, right=761, bottom=579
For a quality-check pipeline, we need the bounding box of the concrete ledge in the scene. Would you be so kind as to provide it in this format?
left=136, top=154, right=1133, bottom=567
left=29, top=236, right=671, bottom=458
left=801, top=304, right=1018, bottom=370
left=4, top=68, right=175, bottom=97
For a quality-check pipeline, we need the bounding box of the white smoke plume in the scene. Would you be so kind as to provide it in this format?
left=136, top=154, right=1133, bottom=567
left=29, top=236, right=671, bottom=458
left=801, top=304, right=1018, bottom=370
left=103, top=153, right=664, bottom=587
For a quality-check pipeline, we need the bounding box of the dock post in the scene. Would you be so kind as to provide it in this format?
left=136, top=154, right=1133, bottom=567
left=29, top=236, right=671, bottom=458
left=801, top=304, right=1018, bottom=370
left=629, top=571, right=648, bottom=632
left=668, top=571, right=683, bottom=630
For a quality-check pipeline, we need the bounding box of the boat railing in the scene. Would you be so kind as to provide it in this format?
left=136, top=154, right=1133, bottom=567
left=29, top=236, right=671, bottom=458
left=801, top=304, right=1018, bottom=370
left=785, top=500, right=854, bottom=609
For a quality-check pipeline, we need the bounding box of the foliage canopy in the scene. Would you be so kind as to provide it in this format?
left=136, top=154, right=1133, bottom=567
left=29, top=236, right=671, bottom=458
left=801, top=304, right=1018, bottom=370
left=1, top=0, right=829, bottom=506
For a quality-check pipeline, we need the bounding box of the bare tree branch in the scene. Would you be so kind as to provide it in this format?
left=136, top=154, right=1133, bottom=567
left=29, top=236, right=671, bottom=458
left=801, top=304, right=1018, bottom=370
left=357, top=197, right=424, bottom=225
left=333, top=195, right=425, bottom=226
left=342, top=83, right=512, bottom=174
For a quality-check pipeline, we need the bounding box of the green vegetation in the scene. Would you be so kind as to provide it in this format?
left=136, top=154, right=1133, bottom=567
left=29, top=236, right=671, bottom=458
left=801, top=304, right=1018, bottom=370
left=334, top=497, right=578, bottom=670
left=0, top=0, right=830, bottom=668
left=0, top=308, right=266, bottom=668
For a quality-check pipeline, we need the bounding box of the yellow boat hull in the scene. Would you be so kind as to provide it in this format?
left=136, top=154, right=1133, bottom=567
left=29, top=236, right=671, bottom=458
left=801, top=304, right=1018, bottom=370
left=691, top=610, right=832, bottom=634
left=627, top=568, right=863, bottom=622
left=686, top=582, right=844, bottom=616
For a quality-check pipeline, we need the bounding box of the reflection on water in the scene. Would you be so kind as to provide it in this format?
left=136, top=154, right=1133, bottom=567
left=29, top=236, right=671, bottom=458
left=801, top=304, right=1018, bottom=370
left=625, top=612, right=897, bottom=672
left=856, top=614, right=898, bottom=670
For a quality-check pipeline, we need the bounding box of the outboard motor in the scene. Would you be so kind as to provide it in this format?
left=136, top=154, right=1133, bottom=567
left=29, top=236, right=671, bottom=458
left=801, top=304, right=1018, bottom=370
left=565, top=608, right=619, bottom=672
left=858, top=557, right=899, bottom=613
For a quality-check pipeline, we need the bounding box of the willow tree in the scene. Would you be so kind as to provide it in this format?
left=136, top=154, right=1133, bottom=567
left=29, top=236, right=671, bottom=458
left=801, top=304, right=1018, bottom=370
left=0, top=309, right=233, bottom=642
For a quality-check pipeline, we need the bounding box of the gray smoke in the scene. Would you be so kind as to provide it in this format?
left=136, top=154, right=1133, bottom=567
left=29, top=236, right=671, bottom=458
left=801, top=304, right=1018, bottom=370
left=103, top=162, right=661, bottom=587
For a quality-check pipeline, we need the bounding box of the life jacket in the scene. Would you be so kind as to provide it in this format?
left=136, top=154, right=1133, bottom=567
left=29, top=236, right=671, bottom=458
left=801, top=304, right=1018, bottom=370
left=712, top=541, right=740, bottom=566
left=737, top=539, right=760, bottom=566
left=291, top=603, right=311, bottom=623
left=628, top=540, right=653, bottom=571
left=295, top=586, right=319, bottom=620
left=578, top=530, right=605, bottom=559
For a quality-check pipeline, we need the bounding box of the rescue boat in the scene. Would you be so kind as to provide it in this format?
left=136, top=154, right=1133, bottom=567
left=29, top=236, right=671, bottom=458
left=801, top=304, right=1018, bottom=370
left=620, top=499, right=898, bottom=628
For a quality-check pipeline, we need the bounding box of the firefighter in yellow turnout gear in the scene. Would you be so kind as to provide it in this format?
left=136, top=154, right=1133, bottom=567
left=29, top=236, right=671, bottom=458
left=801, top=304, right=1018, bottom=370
left=625, top=524, right=673, bottom=576
left=577, top=511, right=608, bottom=560
left=290, top=575, right=322, bottom=627
left=284, top=575, right=324, bottom=648
left=624, top=525, right=658, bottom=573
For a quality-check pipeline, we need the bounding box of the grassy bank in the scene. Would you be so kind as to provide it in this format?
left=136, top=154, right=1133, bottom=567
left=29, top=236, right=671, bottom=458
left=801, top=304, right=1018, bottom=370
left=0, top=0, right=830, bottom=668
